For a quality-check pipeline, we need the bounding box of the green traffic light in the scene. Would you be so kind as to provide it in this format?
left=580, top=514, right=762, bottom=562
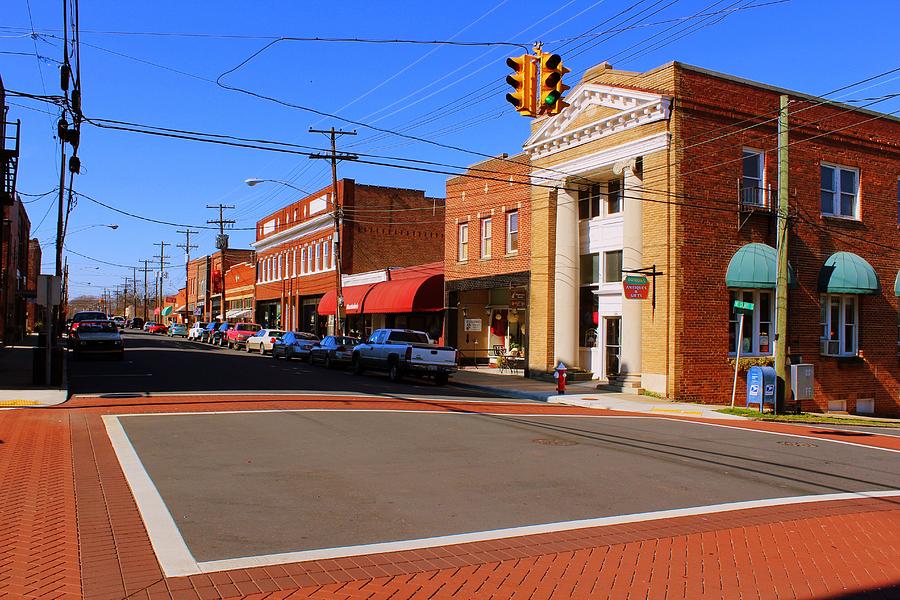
left=545, top=91, right=560, bottom=105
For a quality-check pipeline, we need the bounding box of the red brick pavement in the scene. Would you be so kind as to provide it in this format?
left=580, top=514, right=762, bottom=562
left=1, top=393, right=898, bottom=599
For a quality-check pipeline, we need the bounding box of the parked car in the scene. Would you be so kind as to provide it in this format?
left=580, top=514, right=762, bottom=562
left=187, top=322, right=208, bottom=341
left=111, top=315, right=126, bottom=328
left=143, top=321, right=155, bottom=332
left=67, top=311, right=110, bottom=345
left=71, top=320, right=124, bottom=360
left=309, top=335, right=361, bottom=368
left=224, top=323, right=262, bottom=349
left=212, top=322, right=230, bottom=346
left=200, top=321, right=218, bottom=343
left=127, top=317, right=145, bottom=329
left=148, top=323, right=168, bottom=334
left=272, top=331, right=319, bottom=361
left=352, top=329, right=457, bottom=385
left=168, top=323, right=188, bottom=337
left=245, top=329, right=284, bottom=354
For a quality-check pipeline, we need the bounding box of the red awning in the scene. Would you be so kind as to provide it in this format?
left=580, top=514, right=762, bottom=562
left=363, top=274, right=443, bottom=314
left=317, top=283, right=377, bottom=316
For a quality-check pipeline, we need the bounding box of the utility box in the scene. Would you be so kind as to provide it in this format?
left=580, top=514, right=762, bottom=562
left=747, top=365, right=776, bottom=411
left=791, top=364, right=814, bottom=401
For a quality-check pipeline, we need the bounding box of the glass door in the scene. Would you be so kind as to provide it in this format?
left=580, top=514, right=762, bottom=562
left=604, top=317, right=621, bottom=377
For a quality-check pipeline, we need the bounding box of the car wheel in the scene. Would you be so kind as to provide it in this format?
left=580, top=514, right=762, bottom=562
left=388, top=361, right=403, bottom=383
left=273, top=348, right=280, bottom=359
left=434, top=372, right=449, bottom=386
left=245, top=343, right=252, bottom=352
left=260, top=345, right=265, bottom=355
left=352, top=355, right=364, bottom=375
left=324, top=355, right=332, bottom=369
left=285, top=348, right=293, bottom=361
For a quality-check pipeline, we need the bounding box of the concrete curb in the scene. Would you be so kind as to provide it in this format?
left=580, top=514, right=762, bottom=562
left=448, top=381, right=552, bottom=402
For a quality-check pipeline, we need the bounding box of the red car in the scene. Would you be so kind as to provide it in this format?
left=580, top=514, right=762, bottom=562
left=148, top=323, right=169, bottom=334
left=224, top=323, right=262, bottom=350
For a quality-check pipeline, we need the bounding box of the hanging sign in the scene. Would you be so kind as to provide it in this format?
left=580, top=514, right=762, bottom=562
left=623, top=275, right=650, bottom=300
left=510, top=288, right=527, bottom=309
left=464, top=318, right=482, bottom=332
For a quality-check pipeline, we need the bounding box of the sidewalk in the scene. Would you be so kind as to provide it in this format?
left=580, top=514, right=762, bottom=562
left=450, top=367, right=742, bottom=419
left=0, top=333, right=68, bottom=407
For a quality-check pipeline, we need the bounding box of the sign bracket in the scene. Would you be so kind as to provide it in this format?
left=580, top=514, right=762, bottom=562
left=621, top=264, right=664, bottom=309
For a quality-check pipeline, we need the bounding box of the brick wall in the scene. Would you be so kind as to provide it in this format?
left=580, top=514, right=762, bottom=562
left=445, top=153, right=531, bottom=281
left=672, top=64, right=900, bottom=414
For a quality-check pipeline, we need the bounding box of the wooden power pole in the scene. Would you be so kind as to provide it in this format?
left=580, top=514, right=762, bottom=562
left=206, top=205, right=234, bottom=322
left=775, top=95, right=790, bottom=411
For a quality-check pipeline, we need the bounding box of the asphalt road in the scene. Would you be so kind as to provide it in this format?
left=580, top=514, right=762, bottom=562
left=119, top=410, right=900, bottom=563
left=68, top=331, right=492, bottom=398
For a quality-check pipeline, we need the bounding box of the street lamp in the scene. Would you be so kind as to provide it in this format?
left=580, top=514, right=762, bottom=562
left=67, top=223, right=119, bottom=235
left=244, top=178, right=311, bottom=195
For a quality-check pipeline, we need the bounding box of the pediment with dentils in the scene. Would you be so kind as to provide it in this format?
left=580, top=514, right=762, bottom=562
left=523, top=84, right=671, bottom=159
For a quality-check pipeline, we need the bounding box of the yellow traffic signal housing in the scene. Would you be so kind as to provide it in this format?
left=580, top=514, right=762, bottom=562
left=505, top=54, right=537, bottom=117
left=539, top=52, right=570, bottom=116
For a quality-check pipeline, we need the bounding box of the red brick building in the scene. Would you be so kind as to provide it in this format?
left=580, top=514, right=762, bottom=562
left=26, top=238, right=41, bottom=332
left=444, top=153, right=531, bottom=366
left=253, top=179, right=444, bottom=334
left=184, top=249, right=254, bottom=324
left=224, top=261, right=255, bottom=322
left=457, top=60, right=899, bottom=415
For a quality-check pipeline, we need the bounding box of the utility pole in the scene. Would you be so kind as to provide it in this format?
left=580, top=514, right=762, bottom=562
left=206, top=205, right=235, bottom=322
left=131, top=266, right=138, bottom=319
left=177, top=229, right=199, bottom=325
left=153, top=242, right=170, bottom=320
left=138, top=259, right=153, bottom=321
left=309, top=127, right=358, bottom=336
left=775, top=94, right=790, bottom=413
left=122, top=277, right=131, bottom=318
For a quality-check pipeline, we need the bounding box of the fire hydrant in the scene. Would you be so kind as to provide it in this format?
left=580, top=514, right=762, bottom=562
left=553, top=361, right=568, bottom=394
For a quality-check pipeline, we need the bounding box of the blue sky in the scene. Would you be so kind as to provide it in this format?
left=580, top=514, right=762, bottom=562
left=2, top=0, right=899, bottom=297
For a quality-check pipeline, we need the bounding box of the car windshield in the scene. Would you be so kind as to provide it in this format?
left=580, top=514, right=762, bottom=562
left=78, top=322, right=117, bottom=333
left=236, top=324, right=261, bottom=332
left=269, top=330, right=284, bottom=337
left=75, top=312, right=107, bottom=322
left=387, top=331, right=430, bottom=344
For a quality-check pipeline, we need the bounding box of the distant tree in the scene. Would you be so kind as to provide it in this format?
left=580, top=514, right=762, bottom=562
left=68, top=294, right=100, bottom=313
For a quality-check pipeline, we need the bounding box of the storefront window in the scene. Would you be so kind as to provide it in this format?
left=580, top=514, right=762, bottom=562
left=820, top=294, right=858, bottom=356
left=728, top=289, right=773, bottom=355
left=579, top=287, right=598, bottom=348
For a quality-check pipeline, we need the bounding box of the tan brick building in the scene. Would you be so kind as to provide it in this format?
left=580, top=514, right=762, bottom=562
left=452, top=60, right=900, bottom=415
left=444, top=153, right=531, bottom=367
left=253, top=179, right=444, bottom=335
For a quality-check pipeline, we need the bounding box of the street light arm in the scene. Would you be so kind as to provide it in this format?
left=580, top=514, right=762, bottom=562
left=244, top=178, right=311, bottom=195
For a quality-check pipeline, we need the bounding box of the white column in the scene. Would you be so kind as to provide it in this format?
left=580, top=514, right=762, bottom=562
left=553, top=184, right=579, bottom=368
left=616, top=159, right=643, bottom=387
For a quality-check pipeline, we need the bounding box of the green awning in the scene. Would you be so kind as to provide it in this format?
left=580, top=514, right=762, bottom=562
left=161, top=306, right=173, bottom=316
left=894, top=270, right=900, bottom=296
left=818, top=252, right=880, bottom=294
left=726, top=243, right=793, bottom=288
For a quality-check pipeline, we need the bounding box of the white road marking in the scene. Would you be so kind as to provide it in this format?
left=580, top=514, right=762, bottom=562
left=102, top=415, right=198, bottom=577
left=104, top=409, right=900, bottom=577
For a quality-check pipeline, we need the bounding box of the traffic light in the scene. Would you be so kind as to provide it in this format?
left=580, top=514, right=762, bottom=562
left=505, top=54, right=537, bottom=117
left=539, top=52, right=570, bottom=116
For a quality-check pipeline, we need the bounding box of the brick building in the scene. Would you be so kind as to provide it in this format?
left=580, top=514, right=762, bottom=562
left=252, top=179, right=444, bottom=335
left=444, top=153, right=531, bottom=366
left=0, top=197, right=32, bottom=343
left=184, top=249, right=254, bottom=324
left=453, top=60, right=900, bottom=415
left=26, top=238, right=41, bottom=331
left=224, top=261, right=255, bottom=322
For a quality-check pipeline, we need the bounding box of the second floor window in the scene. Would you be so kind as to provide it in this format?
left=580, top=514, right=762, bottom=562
left=506, top=211, right=519, bottom=253
left=821, top=164, right=859, bottom=218
left=742, top=149, right=764, bottom=206
left=604, top=250, right=623, bottom=283
left=579, top=184, right=601, bottom=220
left=457, top=223, right=468, bottom=261
left=481, top=217, right=492, bottom=258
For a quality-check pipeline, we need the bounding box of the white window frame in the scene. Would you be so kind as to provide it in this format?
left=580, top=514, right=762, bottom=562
left=315, top=243, right=322, bottom=271
left=481, top=217, right=492, bottom=259
left=307, top=245, right=313, bottom=273
left=741, top=148, right=765, bottom=206
left=728, top=289, right=774, bottom=356
left=323, top=240, right=330, bottom=270
left=506, top=210, right=519, bottom=254
left=820, top=163, right=859, bottom=219
left=603, top=250, right=623, bottom=283
left=820, top=294, right=859, bottom=357
left=457, top=223, right=468, bottom=261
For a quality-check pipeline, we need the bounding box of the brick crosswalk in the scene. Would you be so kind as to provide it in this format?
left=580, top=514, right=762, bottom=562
left=1, top=394, right=899, bottom=599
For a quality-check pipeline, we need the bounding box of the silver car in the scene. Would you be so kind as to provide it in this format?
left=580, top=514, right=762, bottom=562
left=245, top=329, right=284, bottom=354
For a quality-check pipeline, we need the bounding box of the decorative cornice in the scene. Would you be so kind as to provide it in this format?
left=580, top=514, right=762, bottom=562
left=251, top=213, right=333, bottom=252
left=523, top=84, right=671, bottom=159
left=530, top=132, right=669, bottom=185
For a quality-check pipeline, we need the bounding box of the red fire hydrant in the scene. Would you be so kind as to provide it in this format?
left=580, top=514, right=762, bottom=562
left=553, top=361, right=568, bottom=394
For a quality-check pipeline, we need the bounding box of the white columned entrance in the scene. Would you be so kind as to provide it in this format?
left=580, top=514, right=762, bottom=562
left=553, top=184, right=579, bottom=368
left=615, top=159, right=642, bottom=389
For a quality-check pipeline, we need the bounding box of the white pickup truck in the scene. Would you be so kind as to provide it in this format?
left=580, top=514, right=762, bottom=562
left=352, top=329, right=457, bottom=385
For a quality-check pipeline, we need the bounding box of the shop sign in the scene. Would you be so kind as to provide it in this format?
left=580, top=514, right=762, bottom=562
left=510, top=289, right=527, bottom=309
left=623, top=275, right=650, bottom=300
left=464, top=318, right=482, bottom=332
